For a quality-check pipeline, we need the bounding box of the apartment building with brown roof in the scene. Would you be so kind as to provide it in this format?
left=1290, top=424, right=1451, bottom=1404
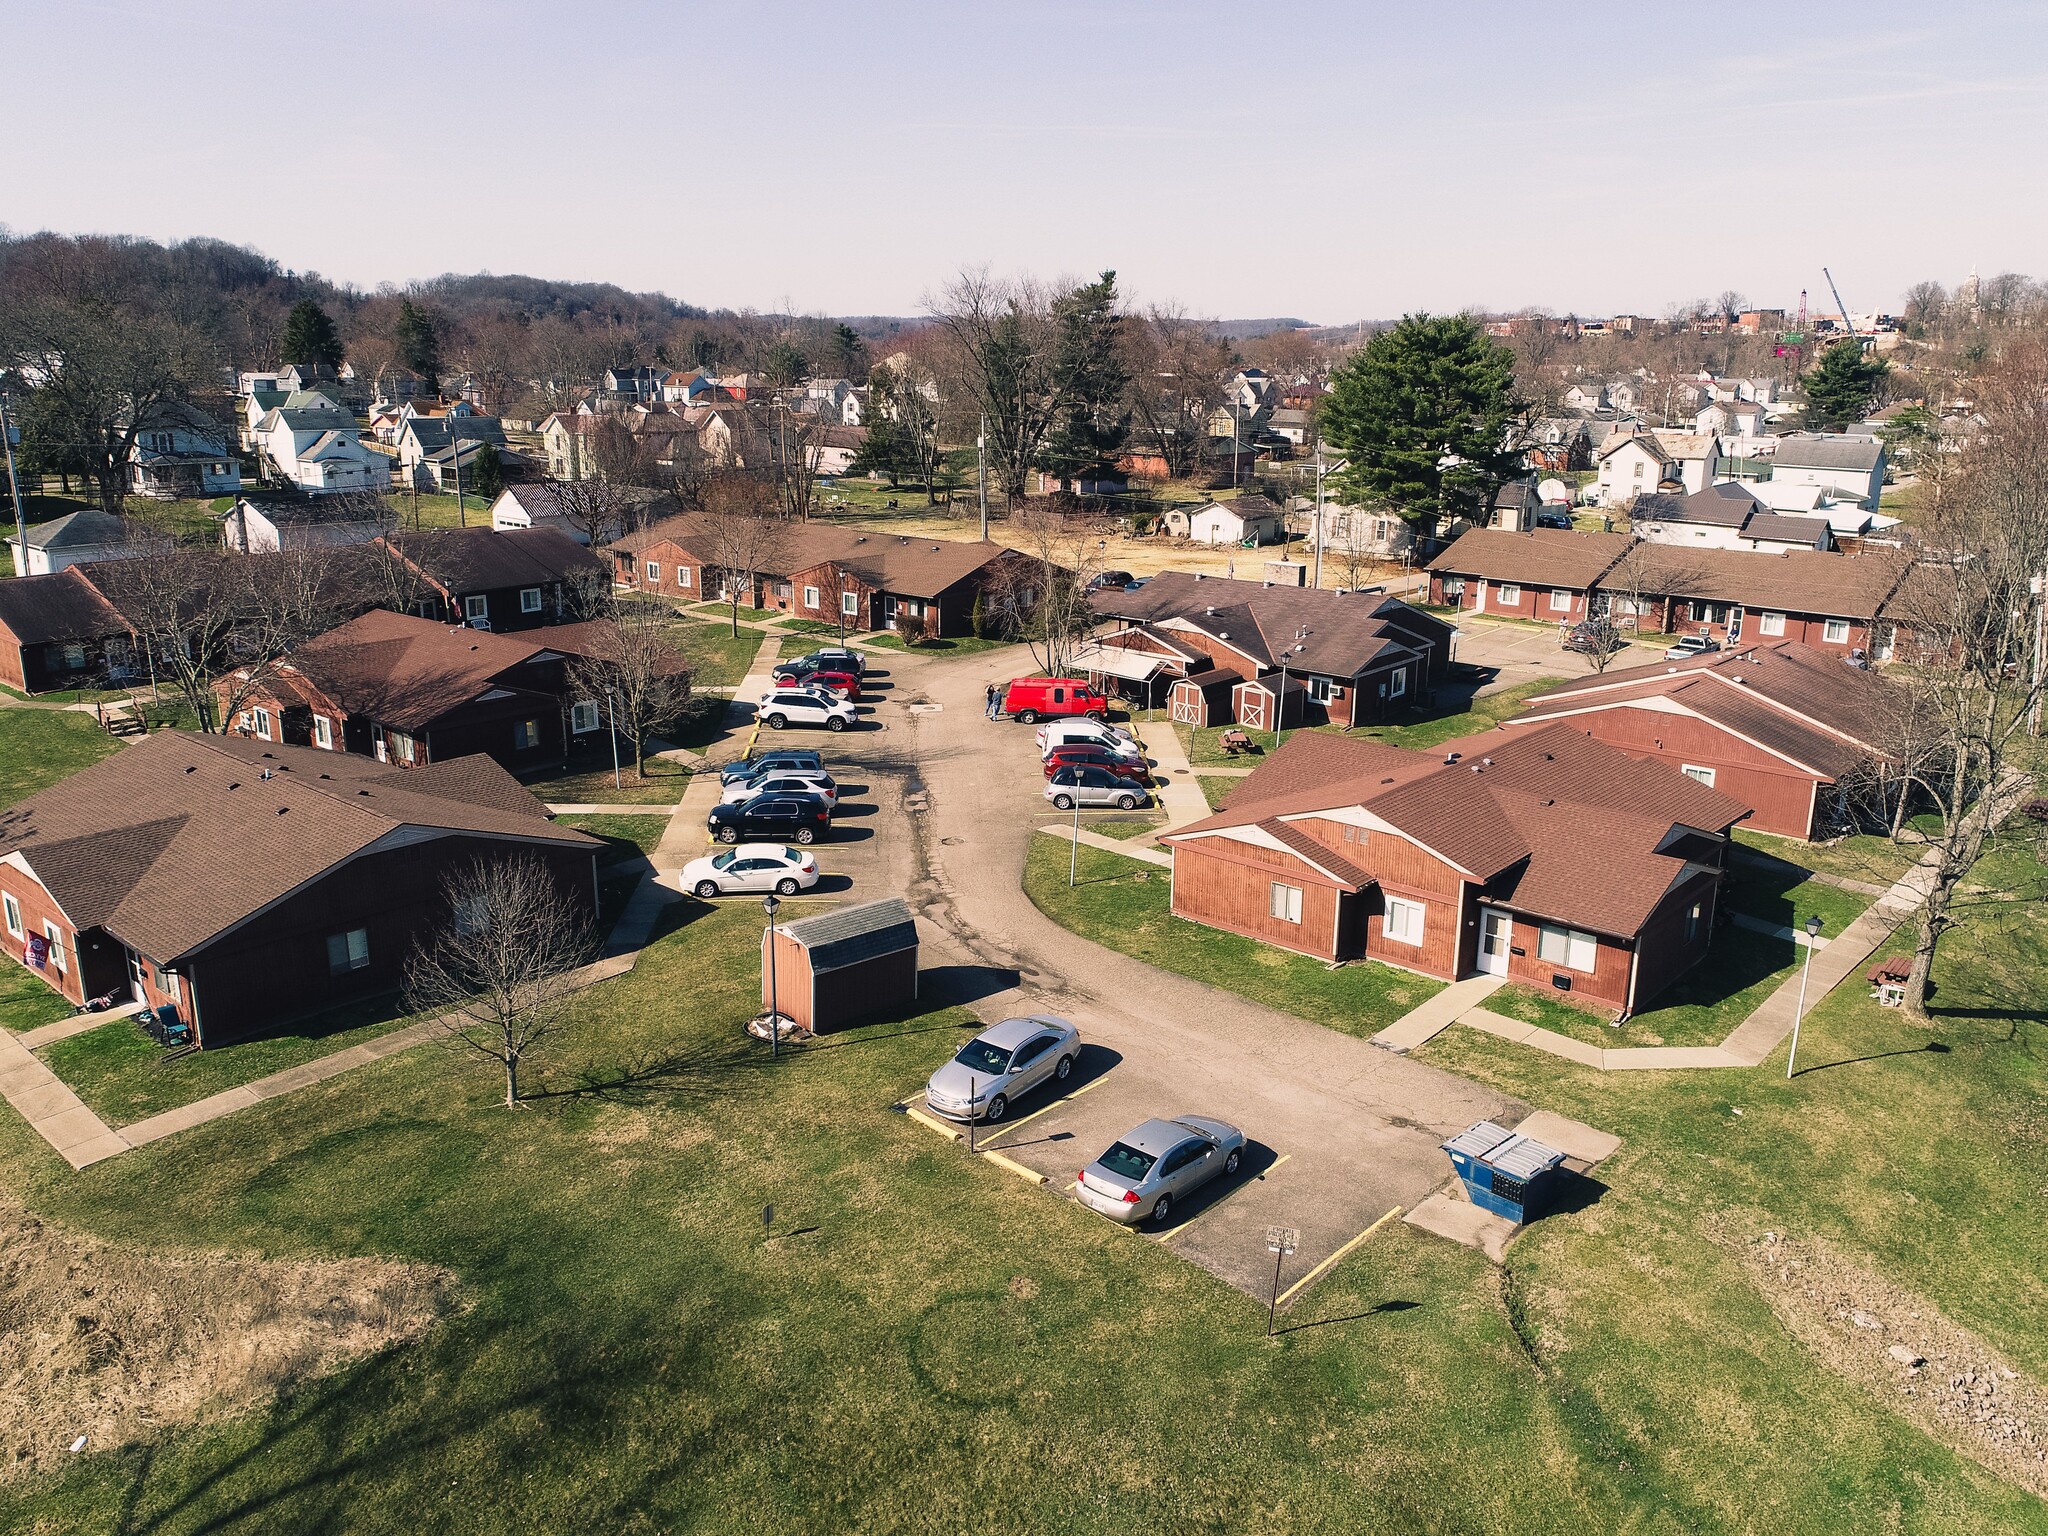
left=0, top=733, right=598, bottom=1044
left=1160, top=721, right=1749, bottom=1013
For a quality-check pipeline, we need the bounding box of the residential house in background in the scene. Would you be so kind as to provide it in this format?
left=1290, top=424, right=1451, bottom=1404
left=1159, top=723, right=1747, bottom=1013
left=0, top=731, right=598, bottom=1044
left=1594, top=431, right=1721, bottom=506
left=1425, top=527, right=1634, bottom=626
left=1561, top=381, right=1606, bottom=412
left=804, top=423, right=869, bottom=476
left=394, top=412, right=511, bottom=491
left=216, top=494, right=389, bottom=554
left=1505, top=641, right=1902, bottom=840
left=1769, top=436, right=1888, bottom=509
left=604, top=366, right=666, bottom=402
left=7, top=510, right=147, bottom=577
left=1163, top=495, right=1286, bottom=547
left=252, top=399, right=391, bottom=494
left=488, top=483, right=673, bottom=546
left=127, top=403, right=241, bottom=500
left=1525, top=417, right=1597, bottom=473
left=1630, top=484, right=1834, bottom=554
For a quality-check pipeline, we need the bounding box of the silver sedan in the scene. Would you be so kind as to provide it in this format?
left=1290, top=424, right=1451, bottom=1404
left=1074, top=1116, right=1246, bottom=1225
left=924, top=1014, right=1081, bottom=1123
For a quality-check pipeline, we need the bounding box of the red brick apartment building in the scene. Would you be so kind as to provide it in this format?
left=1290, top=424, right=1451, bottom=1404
left=1161, top=722, right=1749, bottom=1015
left=0, top=733, right=597, bottom=1045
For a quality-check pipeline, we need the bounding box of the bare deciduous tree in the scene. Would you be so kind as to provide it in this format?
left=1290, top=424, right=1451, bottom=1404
left=1124, top=304, right=1233, bottom=482
left=404, top=856, right=598, bottom=1108
left=984, top=504, right=1101, bottom=675
left=927, top=268, right=1071, bottom=503
left=698, top=473, right=789, bottom=637
left=1875, top=337, right=2048, bottom=1018
left=563, top=606, right=693, bottom=779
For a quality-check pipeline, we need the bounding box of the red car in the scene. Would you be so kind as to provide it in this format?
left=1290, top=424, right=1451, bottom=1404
left=1001, top=676, right=1106, bottom=724
left=1043, top=743, right=1153, bottom=784
left=774, top=666, right=860, bottom=699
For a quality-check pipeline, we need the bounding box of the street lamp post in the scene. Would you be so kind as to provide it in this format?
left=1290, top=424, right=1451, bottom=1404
left=1265, top=1226, right=1298, bottom=1337
left=1069, top=789, right=1081, bottom=887
left=763, top=893, right=782, bottom=1061
left=1785, top=914, right=1824, bottom=1078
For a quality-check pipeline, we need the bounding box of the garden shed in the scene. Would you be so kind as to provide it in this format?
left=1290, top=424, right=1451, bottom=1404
left=1168, top=667, right=1243, bottom=727
left=763, top=897, right=920, bottom=1033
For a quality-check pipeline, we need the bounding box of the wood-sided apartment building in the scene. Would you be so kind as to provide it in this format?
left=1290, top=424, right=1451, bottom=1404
left=0, top=732, right=598, bottom=1045
left=1161, top=722, right=1750, bottom=1015
left=1083, top=572, right=1456, bottom=730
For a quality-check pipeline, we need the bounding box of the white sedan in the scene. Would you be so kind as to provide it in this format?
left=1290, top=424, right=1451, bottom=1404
left=719, top=770, right=837, bottom=807
left=679, top=844, right=819, bottom=899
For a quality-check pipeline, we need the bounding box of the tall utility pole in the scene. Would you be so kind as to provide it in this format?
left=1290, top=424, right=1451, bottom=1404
left=977, top=412, right=989, bottom=540
left=450, top=429, right=467, bottom=528
left=1311, top=439, right=1327, bottom=591
left=0, top=394, right=27, bottom=575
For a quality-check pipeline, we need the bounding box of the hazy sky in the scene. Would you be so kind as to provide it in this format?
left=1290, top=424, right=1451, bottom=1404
left=6, top=1, right=2044, bottom=321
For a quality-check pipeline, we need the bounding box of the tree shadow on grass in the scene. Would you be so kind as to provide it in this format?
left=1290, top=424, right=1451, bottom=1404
left=1275, top=1299, right=1420, bottom=1336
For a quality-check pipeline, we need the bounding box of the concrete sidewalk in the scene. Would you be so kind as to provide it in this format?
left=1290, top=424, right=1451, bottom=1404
left=1372, top=974, right=1507, bottom=1053
left=1130, top=720, right=1213, bottom=830
left=0, top=1029, right=127, bottom=1169
left=1035, top=821, right=1175, bottom=869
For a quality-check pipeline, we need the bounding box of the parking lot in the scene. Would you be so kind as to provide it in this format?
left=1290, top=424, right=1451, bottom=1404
left=1448, top=614, right=1678, bottom=695
left=899, top=653, right=1520, bottom=1301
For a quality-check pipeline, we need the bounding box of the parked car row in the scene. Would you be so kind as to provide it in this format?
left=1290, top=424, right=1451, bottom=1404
left=705, top=745, right=848, bottom=846
left=925, top=1016, right=1247, bottom=1227
left=1028, top=713, right=1153, bottom=811
left=756, top=646, right=871, bottom=732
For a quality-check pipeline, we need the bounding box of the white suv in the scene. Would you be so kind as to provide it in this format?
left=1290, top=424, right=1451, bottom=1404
left=757, top=687, right=858, bottom=733
left=1036, top=718, right=1138, bottom=756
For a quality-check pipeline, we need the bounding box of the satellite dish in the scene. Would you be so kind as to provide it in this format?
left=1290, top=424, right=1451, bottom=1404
left=1538, top=478, right=1570, bottom=505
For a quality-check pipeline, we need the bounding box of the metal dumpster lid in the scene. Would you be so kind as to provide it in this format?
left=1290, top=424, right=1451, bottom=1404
left=1442, top=1119, right=1567, bottom=1181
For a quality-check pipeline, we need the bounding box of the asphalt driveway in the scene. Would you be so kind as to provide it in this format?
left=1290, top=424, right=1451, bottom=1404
left=887, top=646, right=1519, bottom=1300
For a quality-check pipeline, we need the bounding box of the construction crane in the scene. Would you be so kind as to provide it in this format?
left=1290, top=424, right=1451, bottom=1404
left=1778, top=289, right=1809, bottom=368
left=1822, top=266, right=1856, bottom=340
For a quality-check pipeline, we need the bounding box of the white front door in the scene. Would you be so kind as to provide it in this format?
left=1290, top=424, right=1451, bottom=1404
left=1477, top=908, right=1512, bottom=977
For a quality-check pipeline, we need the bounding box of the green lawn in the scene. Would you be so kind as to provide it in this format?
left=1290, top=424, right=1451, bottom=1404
left=1172, top=676, right=1567, bottom=765
left=38, top=996, right=423, bottom=1126
left=1196, top=773, right=1236, bottom=811
left=557, top=813, right=668, bottom=863
left=1735, top=822, right=1929, bottom=888
left=0, top=845, right=2045, bottom=1528
left=1086, top=812, right=1166, bottom=842
left=1023, top=838, right=1441, bottom=1036
left=0, top=709, right=120, bottom=807
left=866, top=631, right=1013, bottom=656
left=0, top=958, right=77, bottom=1033
left=522, top=751, right=692, bottom=807
left=667, top=619, right=766, bottom=690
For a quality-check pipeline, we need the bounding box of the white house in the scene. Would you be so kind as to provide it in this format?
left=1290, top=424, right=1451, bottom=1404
left=252, top=404, right=391, bottom=494
left=1769, top=436, right=1887, bottom=509
left=1605, top=379, right=1639, bottom=413
left=8, top=509, right=144, bottom=576
left=217, top=495, right=387, bottom=553
left=394, top=413, right=507, bottom=489
left=1594, top=431, right=1721, bottom=506
left=1561, top=382, right=1606, bottom=412
left=804, top=424, right=869, bottom=477
left=1631, top=484, right=1834, bottom=554
left=127, top=403, right=241, bottom=500
left=1173, top=494, right=1286, bottom=547
left=1694, top=399, right=1765, bottom=440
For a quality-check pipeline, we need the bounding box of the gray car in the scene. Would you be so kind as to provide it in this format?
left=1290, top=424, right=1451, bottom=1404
left=1074, top=1116, right=1246, bottom=1225
left=924, top=1014, right=1081, bottom=1123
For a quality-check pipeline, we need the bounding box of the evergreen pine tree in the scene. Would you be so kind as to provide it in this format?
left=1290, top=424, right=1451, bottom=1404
left=1320, top=313, right=1525, bottom=533
left=831, top=323, right=866, bottom=380
left=1036, top=271, right=1131, bottom=488
left=1802, top=340, right=1890, bottom=428
left=280, top=299, right=344, bottom=369
left=467, top=442, right=506, bottom=503
left=395, top=299, right=442, bottom=389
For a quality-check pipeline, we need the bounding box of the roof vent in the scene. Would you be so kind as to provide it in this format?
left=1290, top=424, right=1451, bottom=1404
left=318, top=773, right=331, bottom=779
left=184, top=765, right=197, bottom=774
left=260, top=768, right=272, bottom=780
left=1469, top=762, right=1482, bottom=772
left=1482, top=757, right=1494, bottom=766
left=1542, top=752, right=1554, bottom=761
left=1445, top=752, right=1462, bottom=764
left=1540, top=798, right=1555, bottom=807
left=277, top=805, right=289, bottom=815
left=1382, top=775, right=1395, bottom=784
left=1195, top=572, right=1207, bottom=580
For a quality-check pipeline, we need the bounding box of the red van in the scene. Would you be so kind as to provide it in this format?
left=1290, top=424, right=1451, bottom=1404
left=1001, top=677, right=1108, bottom=724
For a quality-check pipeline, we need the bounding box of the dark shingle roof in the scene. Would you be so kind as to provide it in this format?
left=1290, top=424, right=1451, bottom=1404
left=1426, top=527, right=1633, bottom=588
left=1092, top=572, right=1449, bottom=679
left=0, top=732, right=593, bottom=962
left=0, top=568, right=131, bottom=646
left=778, top=896, right=918, bottom=970
left=386, top=526, right=604, bottom=595
left=18, top=510, right=140, bottom=551
left=1774, top=437, right=1884, bottom=472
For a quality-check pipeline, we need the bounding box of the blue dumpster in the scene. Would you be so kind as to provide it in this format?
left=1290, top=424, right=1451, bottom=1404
left=1442, top=1120, right=1567, bottom=1223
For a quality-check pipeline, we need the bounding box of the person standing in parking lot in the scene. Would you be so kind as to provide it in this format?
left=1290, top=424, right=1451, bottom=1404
left=984, top=681, right=1000, bottom=719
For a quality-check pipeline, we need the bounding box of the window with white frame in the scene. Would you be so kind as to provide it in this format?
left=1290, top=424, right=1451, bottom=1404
left=1681, top=764, right=1716, bottom=787
left=313, top=715, right=333, bottom=749
left=43, top=922, right=65, bottom=973
left=326, top=928, right=370, bottom=974
left=677, top=566, right=692, bottom=587
left=1549, top=588, right=1572, bottom=612
left=252, top=707, right=273, bottom=740
left=1758, top=611, right=1786, bottom=637
left=841, top=591, right=859, bottom=616
left=571, top=699, right=601, bottom=734
left=1496, top=583, right=1521, bottom=605
left=1, top=892, right=20, bottom=939
left=803, top=585, right=820, bottom=609
left=1822, top=618, right=1850, bottom=644
left=1383, top=896, right=1425, bottom=945
left=1269, top=882, right=1303, bottom=923
left=646, top=561, right=661, bottom=583
left=464, top=595, right=488, bottom=621
left=1389, top=668, right=1407, bottom=699
left=520, top=586, right=543, bottom=613
left=1538, top=923, right=1597, bottom=972
left=1308, top=676, right=1333, bottom=703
